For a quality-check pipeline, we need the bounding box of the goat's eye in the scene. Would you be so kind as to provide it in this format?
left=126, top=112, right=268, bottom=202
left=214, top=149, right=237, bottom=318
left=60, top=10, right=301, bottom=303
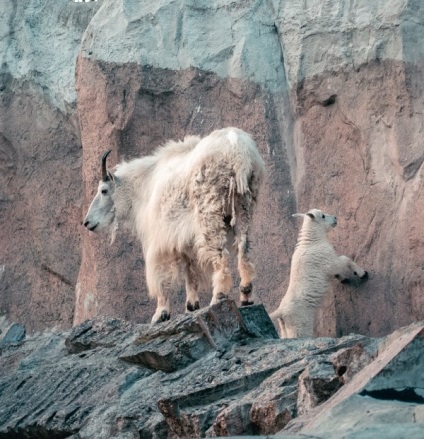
left=101, top=188, right=108, bottom=195
left=322, top=214, right=325, bottom=219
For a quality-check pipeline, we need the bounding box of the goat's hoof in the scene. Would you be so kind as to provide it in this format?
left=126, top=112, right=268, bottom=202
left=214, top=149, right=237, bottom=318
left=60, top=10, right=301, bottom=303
left=241, top=300, right=254, bottom=307
left=361, top=271, right=369, bottom=280
left=160, top=310, right=170, bottom=322
left=340, top=278, right=351, bottom=284
left=186, top=300, right=200, bottom=312
left=216, top=292, right=228, bottom=301
left=240, top=283, right=252, bottom=294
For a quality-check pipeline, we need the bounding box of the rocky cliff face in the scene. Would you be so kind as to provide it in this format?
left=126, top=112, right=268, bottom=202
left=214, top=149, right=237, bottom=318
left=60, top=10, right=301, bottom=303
left=1, top=0, right=424, bottom=337
left=0, top=302, right=423, bottom=438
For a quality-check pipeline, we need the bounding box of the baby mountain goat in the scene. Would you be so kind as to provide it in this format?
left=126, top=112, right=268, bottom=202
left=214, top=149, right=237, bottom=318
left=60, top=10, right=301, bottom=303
left=83, top=127, right=265, bottom=323
left=270, top=208, right=368, bottom=338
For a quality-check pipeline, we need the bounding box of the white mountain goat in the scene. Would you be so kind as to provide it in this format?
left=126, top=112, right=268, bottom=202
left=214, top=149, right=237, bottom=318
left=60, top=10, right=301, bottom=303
left=270, top=208, right=368, bottom=338
left=83, top=127, right=265, bottom=323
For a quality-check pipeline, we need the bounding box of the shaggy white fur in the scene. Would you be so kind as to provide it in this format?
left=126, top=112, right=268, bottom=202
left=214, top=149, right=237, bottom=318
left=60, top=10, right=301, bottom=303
left=84, top=127, right=265, bottom=323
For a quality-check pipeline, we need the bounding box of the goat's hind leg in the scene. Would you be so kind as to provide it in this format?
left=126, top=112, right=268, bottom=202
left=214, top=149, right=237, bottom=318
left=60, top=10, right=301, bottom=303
left=270, top=309, right=289, bottom=338
left=238, top=233, right=255, bottom=306
left=235, top=195, right=256, bottom=306
left=197, top=213, right=233, bottom=306
left=183, top=255, right=200, bottom=312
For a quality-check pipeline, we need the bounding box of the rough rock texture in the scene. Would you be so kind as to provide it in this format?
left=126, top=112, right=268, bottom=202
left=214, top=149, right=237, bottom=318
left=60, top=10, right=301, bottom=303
left=2, top=0, right=424, bottom=338
left=282, top=323, right=424, bottom=438
left=0, top=302, right=423, bottom=439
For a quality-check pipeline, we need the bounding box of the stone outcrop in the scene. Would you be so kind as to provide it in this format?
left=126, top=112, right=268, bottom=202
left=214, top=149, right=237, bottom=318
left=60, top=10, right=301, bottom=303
left=1, top=0, right=424, bottom=339
left=282, top=323, right=424, bottom=438
left=0, top=301, right=423, bottom=438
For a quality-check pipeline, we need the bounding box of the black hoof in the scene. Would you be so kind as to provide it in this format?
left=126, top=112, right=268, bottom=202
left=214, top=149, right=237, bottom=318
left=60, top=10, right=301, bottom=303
left=341, top=278, right=351, bottom=284
left=161, top=310, right=170, bottom=322
left=241, top=300, right=254, bottom=306
left=240, top=283, right=252, bottom=294
left=361, top=271, right=369, bottom=280
left=186, top=300, right=200, bottom=312
left=216, top=292, right=228, bottom=300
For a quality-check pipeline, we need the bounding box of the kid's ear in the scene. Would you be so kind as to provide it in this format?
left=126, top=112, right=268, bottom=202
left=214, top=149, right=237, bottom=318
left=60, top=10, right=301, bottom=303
left=306, top=212, right=315, bottom=219
left=292, top=213, right=305, bottom=219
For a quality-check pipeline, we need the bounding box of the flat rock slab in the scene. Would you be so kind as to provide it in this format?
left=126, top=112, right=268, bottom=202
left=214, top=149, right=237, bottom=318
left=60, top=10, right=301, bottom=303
left=65, top=316, right=143, bottom=354
left=300, top=394, right=424, bottom=438
left=0, top=323, right=26, bottom=347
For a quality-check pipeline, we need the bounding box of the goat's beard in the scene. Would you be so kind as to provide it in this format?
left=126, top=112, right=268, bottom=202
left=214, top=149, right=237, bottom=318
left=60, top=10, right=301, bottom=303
left=110, top=219, right=119, bottom=245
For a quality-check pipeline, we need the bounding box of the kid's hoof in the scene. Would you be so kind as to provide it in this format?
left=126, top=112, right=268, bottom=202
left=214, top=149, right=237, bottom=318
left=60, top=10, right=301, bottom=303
left=361, top=271, right=369, bottom=280
left=216, top=292, right=228, bottom=301
left=186, top=300, right=200, bottom=312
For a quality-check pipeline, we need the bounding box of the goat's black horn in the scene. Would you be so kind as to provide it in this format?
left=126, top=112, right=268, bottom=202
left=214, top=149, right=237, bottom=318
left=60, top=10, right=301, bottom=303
left=101, top=150, right=112, bottom=181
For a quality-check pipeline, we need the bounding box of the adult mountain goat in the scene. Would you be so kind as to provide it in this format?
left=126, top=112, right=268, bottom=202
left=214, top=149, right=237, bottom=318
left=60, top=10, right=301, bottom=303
left=270, top=208, right=368, bottom=338
left=83, top=127, right=265, bottom=323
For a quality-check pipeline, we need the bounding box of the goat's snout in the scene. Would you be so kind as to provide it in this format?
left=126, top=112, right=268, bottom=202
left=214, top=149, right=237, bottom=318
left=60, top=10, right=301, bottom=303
left=83, top=219, right=99, bottom=231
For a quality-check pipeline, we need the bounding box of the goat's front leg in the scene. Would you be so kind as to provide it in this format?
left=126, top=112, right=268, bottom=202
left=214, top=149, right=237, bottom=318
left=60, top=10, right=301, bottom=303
left=151, top=293, right=171, bottom=323
left=331, top=255, right=368, bottom=284
left=146, top=251, right=172, bottom=323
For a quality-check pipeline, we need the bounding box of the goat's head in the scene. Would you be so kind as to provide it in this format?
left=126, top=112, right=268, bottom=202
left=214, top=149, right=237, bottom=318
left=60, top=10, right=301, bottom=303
left=83, top=150, right=119, bottom=234
left=293, top=208, right=337, bottom=231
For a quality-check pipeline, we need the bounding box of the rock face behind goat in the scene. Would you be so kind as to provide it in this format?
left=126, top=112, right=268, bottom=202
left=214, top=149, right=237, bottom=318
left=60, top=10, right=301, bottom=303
left=270, top=208, right=369, bottom=338
left=83, top=127, right=266, bottom=323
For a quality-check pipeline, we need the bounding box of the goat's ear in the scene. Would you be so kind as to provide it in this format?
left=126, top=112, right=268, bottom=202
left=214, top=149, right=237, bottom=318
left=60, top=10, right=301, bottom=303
left=292, top=213, right=305, bottom=219
left=108, top=172, right=121, bottom=186
left=111, top=174, right=121, bottom=186
left=306, top=212, right=315, bottom=219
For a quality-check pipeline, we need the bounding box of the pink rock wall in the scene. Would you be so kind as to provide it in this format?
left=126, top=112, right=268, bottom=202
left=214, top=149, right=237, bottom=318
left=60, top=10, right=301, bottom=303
left=296, top=60, right=424, bottom=337
left=0, top=79, right=82, bottom=332
left=75, top=58, right=297, bottom=326
left=2, top=0, right=424, bottom=337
